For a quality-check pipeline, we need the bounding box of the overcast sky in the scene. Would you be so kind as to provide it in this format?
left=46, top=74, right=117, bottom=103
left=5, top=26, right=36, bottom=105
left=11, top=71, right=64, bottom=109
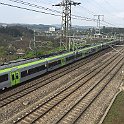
left=0, top=0, right=124, bottom=27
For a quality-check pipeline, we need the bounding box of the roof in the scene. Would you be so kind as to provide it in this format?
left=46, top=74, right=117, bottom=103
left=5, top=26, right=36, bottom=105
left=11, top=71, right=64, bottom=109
left=0, top=51, right=75, bottom=74
left=0, top=40, right=116, bottom=74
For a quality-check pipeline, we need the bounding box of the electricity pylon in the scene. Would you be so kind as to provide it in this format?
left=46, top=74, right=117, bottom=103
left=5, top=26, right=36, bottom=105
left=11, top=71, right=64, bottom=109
left=94, top=15, right=104, bottom=36
left=53, top=0, right=81, bottom=51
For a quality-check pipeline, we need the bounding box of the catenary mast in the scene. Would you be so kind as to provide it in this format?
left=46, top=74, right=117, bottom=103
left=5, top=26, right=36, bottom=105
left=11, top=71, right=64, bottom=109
left=53, top=0, right=81, bottom=51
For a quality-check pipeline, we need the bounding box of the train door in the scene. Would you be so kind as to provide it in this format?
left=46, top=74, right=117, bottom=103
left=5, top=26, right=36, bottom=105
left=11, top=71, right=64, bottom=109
left=61, top=57, right=66, bottom=66
left=10, top=70, right=20, bottom=86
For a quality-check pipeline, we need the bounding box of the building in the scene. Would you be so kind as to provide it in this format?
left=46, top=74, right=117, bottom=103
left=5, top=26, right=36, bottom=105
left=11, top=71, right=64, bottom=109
left=1, top=24, right=7, bottom=28
left=49, top=27, right=56, bottom=32
left=16, top=49, right=25, bottom=57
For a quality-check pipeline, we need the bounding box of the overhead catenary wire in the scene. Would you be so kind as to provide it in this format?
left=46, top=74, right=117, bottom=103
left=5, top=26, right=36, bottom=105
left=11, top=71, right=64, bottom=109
left=77, top=4, right=119, bottom=27
left=8, top=0, right=96, bottom=21
left=30, top=0, right=56, bottom=5
left=0, top=1, right=120, bottom=27
left=8, top=0, right=62, bottom=14
left=79, top=5, right=95, bottom=15
left=83, top=0, right=123, bottom=27
left=103, top=0, right=120, bottom=12
left=0, top=2, right=94, bottom=22
left=0, top=2, right=61, bottom=16
left=4, top=0, right=97, bottom=22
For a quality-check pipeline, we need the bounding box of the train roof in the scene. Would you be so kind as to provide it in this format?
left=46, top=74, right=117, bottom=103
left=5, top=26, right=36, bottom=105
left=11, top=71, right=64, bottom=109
left=0, top=51, right=75, bottom=74
left=0, top=58, right=47, bottom=74
left=0, top=46, right=92, bottom=74
left=78, top=43, right=102, bottom=52
left=0, top=58, right=40, bottom=70
left=0, top=40, right=117, bottom=74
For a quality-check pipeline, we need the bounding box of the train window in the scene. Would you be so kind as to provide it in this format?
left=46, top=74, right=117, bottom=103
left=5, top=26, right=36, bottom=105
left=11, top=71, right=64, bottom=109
left=66, top=55, right=75, bottom=61
left=28, top=64, right=47, bottom=75
left=76, top=53, right=82, bottom=58
left=16, top=73, right=19, bottom=79
left=38, top=65, right=46, bottom=71
left=21, top=70, right=28, bottom=77
left=48, top=60, right=61, bottom=67
left=33, top=65, right=46, bottom=72
left=28, top=68, right=37, bottom=75
left=0, top=74, right=8, bottom=83
left=21, top=64, right=47, bottom=77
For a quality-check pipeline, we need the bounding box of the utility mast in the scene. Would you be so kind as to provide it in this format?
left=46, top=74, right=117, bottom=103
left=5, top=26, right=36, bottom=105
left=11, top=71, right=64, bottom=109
left=29, top=30, right=38, bottom=57
left=94, top=15, right=104, bottom=37
left=53, top=0, right=81, bottom=51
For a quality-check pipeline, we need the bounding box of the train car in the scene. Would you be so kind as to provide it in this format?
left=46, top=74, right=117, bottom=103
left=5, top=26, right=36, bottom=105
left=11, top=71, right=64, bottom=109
left=47, top=51, right=76, bottom=71
left=0, top=68, right=10, bottom=90
left=102, top=42, right=110, bottom=49
left=90, top=44, right=103, bottom=53
left=0, top=59, right=47, bottom=90
left=0, top=40, right=119, bottom=90
left=75, top=51, right=83, bottom=61
left=63, top=52, right=75, bottom=65
left=47, top=55, right=63, bottom=71
left=19, top=59, right=47, bottom=83
left=75, top=46, right=93, bottom=61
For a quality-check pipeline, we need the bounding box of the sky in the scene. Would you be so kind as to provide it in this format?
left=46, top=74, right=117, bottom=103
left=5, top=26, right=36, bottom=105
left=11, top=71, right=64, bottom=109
left=0, top=0, right=124, bottom=27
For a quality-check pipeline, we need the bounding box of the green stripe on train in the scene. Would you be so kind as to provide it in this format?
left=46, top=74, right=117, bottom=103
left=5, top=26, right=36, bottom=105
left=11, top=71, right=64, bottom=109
left=0, top=41, right=116, bottom=74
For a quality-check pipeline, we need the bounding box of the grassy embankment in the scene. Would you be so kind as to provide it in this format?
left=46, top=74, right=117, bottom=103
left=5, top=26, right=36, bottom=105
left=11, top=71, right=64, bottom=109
left=102, top=91, right=124, bottom=124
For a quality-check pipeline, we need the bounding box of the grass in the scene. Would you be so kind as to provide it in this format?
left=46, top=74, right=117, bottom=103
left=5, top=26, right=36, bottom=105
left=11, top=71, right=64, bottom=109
left=102, top=91, right=124, bottom=124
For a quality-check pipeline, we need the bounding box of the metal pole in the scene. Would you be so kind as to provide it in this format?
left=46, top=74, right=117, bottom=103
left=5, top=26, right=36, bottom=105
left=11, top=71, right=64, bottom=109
left=94, top=15, right=104, bottom=35
left=53, top=0, right=81, bottom=51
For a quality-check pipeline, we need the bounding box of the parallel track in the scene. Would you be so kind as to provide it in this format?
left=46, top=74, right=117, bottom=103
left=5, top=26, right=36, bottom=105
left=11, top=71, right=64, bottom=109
left=0, top=48, right=113, bottom=108
left=57, top=57, right=123, bottom=124
left=3, top=47, right=124, bottom=124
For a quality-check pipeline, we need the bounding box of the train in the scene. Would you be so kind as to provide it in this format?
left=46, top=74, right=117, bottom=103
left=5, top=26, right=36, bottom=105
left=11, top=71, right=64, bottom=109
left=0, top=40, right=119, bottom=90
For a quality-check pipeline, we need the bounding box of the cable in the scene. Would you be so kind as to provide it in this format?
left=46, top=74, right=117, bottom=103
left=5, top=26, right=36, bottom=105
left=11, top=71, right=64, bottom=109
left=8, top=0, right=62, bottom=14
left=0, top=2, right=94, bottom=22
left=32, top=0, right=55, bottom=5
left=86, top=0, right=123, bottom=27
left=77, top=1, right=122, bottom=27
left=103, top=21, right=116, bottom=27
left=103, top=0, right=119, bottom=12
left=0, top=1, right=119, bottom=27
left=0, top=2, right=61, bottom=16
left=79, top=5, right=95, bottom=15
left=7, top=0, right=96, bottom=22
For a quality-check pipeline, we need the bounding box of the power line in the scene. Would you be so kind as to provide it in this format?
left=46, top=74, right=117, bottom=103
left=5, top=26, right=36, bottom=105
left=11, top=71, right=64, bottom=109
left=7, top=0, right=96, bottom=22
left=0, top=2, right=61, bottom=16
left=0, top=1, right=119, bottom=27
left=0, top=1, right=95, bottom=22
left=77, top=2, right=121, bottom=27
left=83, top=0, right=123, bottom=27
left=79, top=5, right=95, bottom=15
left=103, top=20, right=117, bottom=27
left=103, top=0, right=119, bottom=12
left=8, top=0, right=62, bottom=14
left=32, top=0, right=56, bottom=5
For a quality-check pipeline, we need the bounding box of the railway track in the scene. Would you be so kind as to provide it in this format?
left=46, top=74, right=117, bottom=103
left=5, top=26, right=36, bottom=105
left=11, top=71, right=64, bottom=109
left=0, top=48, right=114, bottom=108
left=75, top=66, right=124, bottom=124
left=58, top=58, right=123, bottom=124
left=2, top=46, right=124, bottom=124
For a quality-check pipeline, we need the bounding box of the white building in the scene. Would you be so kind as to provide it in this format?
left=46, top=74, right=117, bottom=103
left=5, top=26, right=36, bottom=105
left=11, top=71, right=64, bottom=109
left=2, top=24, right=7, bottom=28
left=49, top=27, right=56, bottom=32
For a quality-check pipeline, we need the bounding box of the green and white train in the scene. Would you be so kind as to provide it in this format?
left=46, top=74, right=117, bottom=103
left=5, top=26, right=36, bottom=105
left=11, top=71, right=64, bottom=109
left=0, top=40, right=119, bottom=90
